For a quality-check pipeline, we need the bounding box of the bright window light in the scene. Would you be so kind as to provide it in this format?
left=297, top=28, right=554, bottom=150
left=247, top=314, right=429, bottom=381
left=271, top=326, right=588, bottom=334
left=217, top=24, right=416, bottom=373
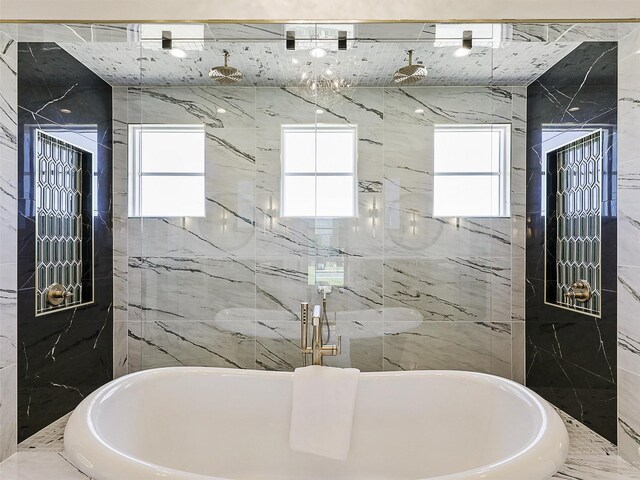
left=433, top=124, right=511, bottom=217
left=128, top=124, right=205, bottom=217
left=281, top=124, right=357, bottom=218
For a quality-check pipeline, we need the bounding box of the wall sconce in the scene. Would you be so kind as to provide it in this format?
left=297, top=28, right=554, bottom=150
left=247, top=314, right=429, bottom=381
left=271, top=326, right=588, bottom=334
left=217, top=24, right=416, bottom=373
left=266, top=196, right=278, bottom=231
left=369, top=198, right=379, bottom=237
left=369, top=198, right=379, bottom=227
left=221, top=210, right=228, bottom=232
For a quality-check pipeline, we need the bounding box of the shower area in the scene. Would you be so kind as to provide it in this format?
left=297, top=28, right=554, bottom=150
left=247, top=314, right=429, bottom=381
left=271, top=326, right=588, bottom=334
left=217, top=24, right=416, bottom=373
left=4, top=21, right=636, bottom=460
left=108, top=23, right=529, bottom=380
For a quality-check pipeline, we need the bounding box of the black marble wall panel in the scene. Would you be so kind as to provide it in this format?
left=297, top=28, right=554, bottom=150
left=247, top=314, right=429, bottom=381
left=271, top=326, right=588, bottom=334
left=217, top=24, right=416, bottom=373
left=526, top=42, right=617, bottom=442
left=17, top=43, right=113, bottom=441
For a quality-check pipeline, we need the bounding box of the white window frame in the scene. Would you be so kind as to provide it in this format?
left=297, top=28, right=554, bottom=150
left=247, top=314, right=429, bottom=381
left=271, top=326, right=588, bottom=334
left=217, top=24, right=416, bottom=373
left=433, top=124, right=511, bottom=218
left=280, top=124, right=358, bottom=218
left=128, top=124, right=206, bottom=218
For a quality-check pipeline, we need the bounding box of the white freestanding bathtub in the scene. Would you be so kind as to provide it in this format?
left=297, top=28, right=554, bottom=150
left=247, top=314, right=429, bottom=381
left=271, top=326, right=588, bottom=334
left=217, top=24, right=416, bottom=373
left=64, top=367, right=569, bottom=480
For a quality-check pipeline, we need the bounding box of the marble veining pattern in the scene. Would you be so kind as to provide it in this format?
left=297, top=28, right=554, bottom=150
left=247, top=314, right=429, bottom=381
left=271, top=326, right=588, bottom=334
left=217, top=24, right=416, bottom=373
left=59, top=41, right=580, bottom=87
left=17, top=43, right=114, bottom=442
left=525, top=42, right=618, bottom=443
left=0, top=28, right=18, bottom=463
left=18, top=413, right=70, bottom=452
left=112, top=84, right=526, bottom=380
left=617, top=26, right=640, bottom=469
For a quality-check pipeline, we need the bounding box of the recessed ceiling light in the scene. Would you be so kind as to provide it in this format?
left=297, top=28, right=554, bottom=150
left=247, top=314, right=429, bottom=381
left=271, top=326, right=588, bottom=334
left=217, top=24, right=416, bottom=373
left=315, top=109, right=324, bottom=114
left=170, top=48, right=187, bottom=58
left=216, top=107, right=227, bottom=114
left=60, top=108, right=72, bottom=114
left=325, top=68, right=333, bottom=75
left=568, top=107, right=580, bottom=112
left=414, top=108, right=425, bottom=114
left=454, top=47, right=471, bottom=57
left=310, top=47, right=327, bottom=58
left=292, top=58, right=299, bottom=64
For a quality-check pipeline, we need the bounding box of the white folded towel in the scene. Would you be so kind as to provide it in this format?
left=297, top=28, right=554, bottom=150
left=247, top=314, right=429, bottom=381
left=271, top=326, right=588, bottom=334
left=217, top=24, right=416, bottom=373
left=289, top=365, right=360, bottom=461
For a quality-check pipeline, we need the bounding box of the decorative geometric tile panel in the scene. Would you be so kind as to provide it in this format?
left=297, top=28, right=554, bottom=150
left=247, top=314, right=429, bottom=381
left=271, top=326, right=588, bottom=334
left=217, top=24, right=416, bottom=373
left=554, top=131, right=602, bottom=315
left=35, top=131, right=85, bottom=314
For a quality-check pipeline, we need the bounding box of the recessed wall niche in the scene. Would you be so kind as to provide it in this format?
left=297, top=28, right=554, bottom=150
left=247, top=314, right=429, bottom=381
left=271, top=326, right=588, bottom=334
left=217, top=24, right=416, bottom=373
left=545, top=129, right=603, bottom=317
left=35, top=130, right=94, bottom=315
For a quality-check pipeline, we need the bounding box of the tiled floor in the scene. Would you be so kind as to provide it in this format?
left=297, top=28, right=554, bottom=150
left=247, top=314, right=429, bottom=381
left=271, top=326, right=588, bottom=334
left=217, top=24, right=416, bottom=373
left=16, top=413, right=70, bottom=453
left=0, top=409, right=639, bottom=479
left=552, top=410, right=640, bottom=479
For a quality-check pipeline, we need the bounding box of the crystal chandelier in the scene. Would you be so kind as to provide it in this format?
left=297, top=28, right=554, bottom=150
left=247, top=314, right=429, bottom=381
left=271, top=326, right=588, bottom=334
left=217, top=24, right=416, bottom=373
left=288, top=50, right=358, bottom=105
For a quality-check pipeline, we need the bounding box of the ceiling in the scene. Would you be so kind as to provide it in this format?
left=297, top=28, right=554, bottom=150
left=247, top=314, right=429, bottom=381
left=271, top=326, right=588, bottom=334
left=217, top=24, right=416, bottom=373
left=47, top=22, right=599, bottom=87
left=59, top=40, right=579, bottom=87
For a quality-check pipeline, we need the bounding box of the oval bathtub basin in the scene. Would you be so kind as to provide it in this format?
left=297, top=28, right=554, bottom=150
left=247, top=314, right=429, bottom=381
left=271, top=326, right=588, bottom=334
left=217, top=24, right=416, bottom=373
left=64, top=367, right=569, bottom=480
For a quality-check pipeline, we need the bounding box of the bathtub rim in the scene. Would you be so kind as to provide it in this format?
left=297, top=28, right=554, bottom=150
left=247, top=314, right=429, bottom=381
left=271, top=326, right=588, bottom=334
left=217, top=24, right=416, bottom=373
left=64, top=367, right=569, bottom=480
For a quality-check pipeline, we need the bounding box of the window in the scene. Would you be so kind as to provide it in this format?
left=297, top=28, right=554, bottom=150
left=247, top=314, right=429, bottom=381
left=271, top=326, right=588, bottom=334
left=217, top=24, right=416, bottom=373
left=281, top=124, right=357, bottom=218
left=433, top=124, right=511, bottom=217
left=128, top=124, right=205, bottom=217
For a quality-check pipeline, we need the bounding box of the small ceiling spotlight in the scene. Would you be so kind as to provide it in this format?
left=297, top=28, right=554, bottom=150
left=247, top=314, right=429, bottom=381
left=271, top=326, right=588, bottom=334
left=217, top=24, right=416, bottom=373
left=568, top=106, right=580, bottom=112
left=338, top=30, right=348, bottom=51
left=216, top=107, right=227, bottom=114
left=60, top=108, right=72, bottom=114
left=454, top=30, right=473, bottom=57
left=286, top=31, right=296, bottom=51
left=170, top=48, right=187, bottom=58
left=310, top=47, right=327, bottom=58
left=414, top=108, right=425, bottom=114
left=315, top=109, right=324, bottom=115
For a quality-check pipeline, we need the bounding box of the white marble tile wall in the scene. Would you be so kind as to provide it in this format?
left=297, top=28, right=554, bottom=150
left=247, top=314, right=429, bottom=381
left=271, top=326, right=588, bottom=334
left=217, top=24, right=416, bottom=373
left=0, top=29, right=17, bottom=462
left=617, top=26, right=640, bottom=470
left=112, top=87, right=128, bottom=378
left=112, top=85, right=526, bottom=382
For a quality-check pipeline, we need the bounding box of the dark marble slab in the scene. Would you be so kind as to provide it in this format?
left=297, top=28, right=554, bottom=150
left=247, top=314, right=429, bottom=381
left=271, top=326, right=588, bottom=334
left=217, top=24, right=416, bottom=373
left=17, top=43, right=113, bottom=441
left=526, top=345, right=617, bottom=442
left=525, top=42, right=618, bottom=442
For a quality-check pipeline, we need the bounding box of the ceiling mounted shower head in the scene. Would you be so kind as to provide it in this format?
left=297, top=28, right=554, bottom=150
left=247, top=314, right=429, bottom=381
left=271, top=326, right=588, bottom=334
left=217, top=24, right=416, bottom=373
left=393, top=50, right=428, bottom=85
left=209, top=50, right=244, bottom=84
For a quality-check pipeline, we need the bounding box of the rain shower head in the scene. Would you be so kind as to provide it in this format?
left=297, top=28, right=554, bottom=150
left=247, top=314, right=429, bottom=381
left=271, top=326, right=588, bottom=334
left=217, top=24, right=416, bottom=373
left=393, top=50, right=428, bottom=85
left=209, top=50, right=244, bottom=84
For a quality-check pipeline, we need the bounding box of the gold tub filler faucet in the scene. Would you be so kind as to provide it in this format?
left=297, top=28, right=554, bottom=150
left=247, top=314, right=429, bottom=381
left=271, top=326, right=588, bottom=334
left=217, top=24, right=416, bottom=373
left=564, top=279, right=592, bottom=303
left=299, top=302, right=341, bottom=366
